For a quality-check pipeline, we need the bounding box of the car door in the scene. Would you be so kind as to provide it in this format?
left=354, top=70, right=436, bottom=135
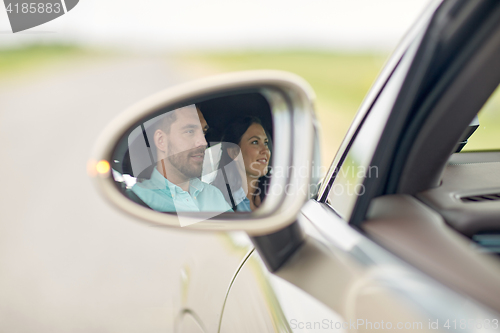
left=219, top=0, right=500, bottom=331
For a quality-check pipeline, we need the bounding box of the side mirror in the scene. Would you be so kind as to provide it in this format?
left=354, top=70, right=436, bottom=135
left=89, top=70, right=320, bottom=235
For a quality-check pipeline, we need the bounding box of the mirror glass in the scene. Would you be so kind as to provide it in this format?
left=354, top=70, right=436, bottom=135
left=110, top=93, right=274, bottom=219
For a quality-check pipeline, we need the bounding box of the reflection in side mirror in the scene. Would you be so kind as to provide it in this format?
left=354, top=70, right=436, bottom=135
left=90, top=71, right=318, bottom=233
left=112, top=94, right=273, bottom=218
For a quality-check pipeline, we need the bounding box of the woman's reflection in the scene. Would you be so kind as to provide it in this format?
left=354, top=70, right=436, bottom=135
left=213, top=117, right=271, bottom=211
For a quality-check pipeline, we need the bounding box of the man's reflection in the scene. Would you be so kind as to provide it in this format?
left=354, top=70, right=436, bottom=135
left=131, top=105, right=232, bottom=212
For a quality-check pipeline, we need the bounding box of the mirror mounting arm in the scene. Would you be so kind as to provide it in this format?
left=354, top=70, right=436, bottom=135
left=250, top=221, right=305, bottom=272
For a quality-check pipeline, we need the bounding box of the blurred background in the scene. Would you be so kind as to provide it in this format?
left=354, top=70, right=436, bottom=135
left=0, top=0, right=432, bottom=331
left=1, top=0, right=433, bottom=164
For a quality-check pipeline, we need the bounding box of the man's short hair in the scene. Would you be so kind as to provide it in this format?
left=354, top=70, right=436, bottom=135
left=153, top=104, right=200, bottom=135
left=154, top=109, right=178, bottom=134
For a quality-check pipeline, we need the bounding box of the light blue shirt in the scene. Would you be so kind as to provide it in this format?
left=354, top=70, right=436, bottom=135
left=132, top=168, right=232, bottom=213
left=232, top=187, right=251, bottom=212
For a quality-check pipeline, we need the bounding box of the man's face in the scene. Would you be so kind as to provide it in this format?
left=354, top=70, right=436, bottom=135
left=165, top=107, right=208, bottom=179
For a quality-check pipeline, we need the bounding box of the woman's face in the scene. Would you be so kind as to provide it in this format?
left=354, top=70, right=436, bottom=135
left=239, top=123, right=271, bottom=179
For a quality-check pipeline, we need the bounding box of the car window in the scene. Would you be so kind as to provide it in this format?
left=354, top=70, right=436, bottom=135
left=462, top=83, right=500, bottom=151
left=327, top=40, right=417, bottom=220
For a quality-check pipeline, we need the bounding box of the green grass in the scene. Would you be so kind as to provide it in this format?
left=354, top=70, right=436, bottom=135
left=464, top=86, right=500, bottom=151
left=184, top=51, right=386, bottom=108
left=180, top=51, right=500, bottom=157
left=179, top=51, right=388, bottom=165
left=0, top=44, right=82, bottom=79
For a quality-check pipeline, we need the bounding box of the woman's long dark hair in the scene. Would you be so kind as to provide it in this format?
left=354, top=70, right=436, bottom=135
left=212, top=116, right=271, bottom=211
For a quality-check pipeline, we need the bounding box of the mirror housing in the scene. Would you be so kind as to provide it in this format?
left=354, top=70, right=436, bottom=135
left=89, top=70, right=320, bottom=235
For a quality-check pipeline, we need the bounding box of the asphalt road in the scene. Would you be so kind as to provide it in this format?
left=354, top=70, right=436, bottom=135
left=0, top=55, right=249, bottom=332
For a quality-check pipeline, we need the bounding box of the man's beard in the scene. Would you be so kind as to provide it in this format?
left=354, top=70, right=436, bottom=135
left=167, top=145, right=205, bottom=179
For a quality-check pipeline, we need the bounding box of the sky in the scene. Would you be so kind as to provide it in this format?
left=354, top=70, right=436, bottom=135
left=0, top=0, right=434, bottom=52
